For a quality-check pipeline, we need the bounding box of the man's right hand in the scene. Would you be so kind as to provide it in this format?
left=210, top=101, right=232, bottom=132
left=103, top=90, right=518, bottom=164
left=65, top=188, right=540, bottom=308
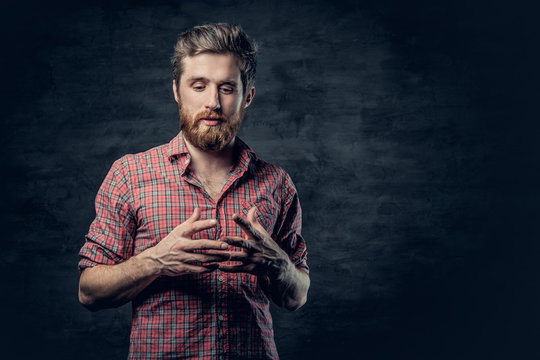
left=79, top=208, right=228, bottom=310
left=144, top=208, right=230, bottom=276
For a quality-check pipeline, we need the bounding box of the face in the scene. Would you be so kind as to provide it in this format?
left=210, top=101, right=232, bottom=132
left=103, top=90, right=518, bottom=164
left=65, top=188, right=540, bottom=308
left=173, top=53, right=255, bottom=151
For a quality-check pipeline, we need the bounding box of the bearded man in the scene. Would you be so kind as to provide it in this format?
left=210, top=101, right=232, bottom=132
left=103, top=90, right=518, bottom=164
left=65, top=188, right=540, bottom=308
left=78, top=23, right=310, bottom=360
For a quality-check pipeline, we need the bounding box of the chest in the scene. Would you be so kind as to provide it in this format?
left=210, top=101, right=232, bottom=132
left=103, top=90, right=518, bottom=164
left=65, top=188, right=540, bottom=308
left=197, top=173, right=229, bottom=202
left=130, top=172, right=281, bottom=255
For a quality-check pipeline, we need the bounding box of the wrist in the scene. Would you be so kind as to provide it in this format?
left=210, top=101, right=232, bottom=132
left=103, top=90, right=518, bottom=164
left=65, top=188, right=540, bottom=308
left=269, top=256, right=293, bottom=282
left=134, top=248, right=162, bottom=278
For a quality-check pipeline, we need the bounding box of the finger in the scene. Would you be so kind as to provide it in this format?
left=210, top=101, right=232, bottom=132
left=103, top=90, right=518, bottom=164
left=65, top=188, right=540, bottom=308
left=184, top=253, right=231, bottom=264
left=183, top=262, right=220, bottom=273
left=246, top=206, right=270, bottom=237
left=232, top=213, right=265, bottom=241
left=180, top=239, right=229, bottom=251
left=169, top=209, right=204, bottom=237
left=219, top=263, right=256, bottom=273
left=220, top=236, right=246, bottom=243
left=222, top=236, right=254, bottom=250
left=184, top=218, right=217, bottom=237
left=204, top=250, right=250, bottom=262
left=204, top=249, right=232, bottom=256
left=247, top=206, right=260, bottom=226
left=220, top=250, right=249, bottom=261
left=187, top=208, right=201, bottom=223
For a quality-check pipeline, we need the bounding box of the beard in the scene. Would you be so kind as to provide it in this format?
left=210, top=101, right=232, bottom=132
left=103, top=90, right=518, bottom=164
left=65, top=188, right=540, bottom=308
left=179, top=105, right=244, bottom=152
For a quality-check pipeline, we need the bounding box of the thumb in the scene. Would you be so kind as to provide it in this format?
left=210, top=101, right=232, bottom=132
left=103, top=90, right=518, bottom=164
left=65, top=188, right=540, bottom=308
left=247, top=207, right=272, bottom=238
left=170, top=208, right=201, bottom=238
left=247, top=206, right=260, bottom=226
left=187, top=208, right=201, bottom=223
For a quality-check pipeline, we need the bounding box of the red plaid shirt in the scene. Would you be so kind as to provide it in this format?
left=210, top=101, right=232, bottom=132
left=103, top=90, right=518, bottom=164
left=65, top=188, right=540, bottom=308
left=79, top=132, right=308, bottom=360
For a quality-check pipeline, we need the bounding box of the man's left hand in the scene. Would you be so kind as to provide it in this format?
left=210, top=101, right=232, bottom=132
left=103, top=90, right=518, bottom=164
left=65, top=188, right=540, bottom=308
left=218, top=206, right=292, bottom=279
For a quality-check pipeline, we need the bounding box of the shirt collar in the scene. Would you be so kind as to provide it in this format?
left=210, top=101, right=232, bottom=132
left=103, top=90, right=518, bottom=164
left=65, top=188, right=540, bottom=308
left=167, top=131, right=190, bottom=160
left=233, top=136, right=258, bottom=176
left=167, top=131, right=258, bottom=175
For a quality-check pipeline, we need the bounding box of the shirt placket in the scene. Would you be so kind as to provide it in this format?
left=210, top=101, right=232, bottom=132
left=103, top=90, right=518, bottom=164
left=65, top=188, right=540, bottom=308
left=215, top=165, right=248, bottom=360
left=179, top=154, right=226, bottom=359
left=217, top=167, right=250, bottom=360
left=215, top=196, right=229, bottom=359
left=176, top=147, right=250, bottom=360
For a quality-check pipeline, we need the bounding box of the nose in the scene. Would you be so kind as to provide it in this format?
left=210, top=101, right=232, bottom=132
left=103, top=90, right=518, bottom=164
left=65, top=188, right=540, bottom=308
left=205, top=86, right=221, bottom=111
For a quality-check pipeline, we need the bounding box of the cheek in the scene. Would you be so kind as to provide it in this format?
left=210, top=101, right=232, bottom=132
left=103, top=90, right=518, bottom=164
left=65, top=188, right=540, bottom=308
left=224, top=97, right=244, bottom=115
left=179, top=88, right=202, bottom=108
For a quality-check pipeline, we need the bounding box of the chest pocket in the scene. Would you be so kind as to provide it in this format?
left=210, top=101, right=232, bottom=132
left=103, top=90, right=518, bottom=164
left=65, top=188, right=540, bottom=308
left=240, top=198, right=278, bottom=237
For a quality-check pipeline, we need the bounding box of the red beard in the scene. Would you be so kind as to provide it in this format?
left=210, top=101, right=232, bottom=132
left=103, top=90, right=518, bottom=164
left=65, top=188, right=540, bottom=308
left=179, top=106, right=244, bottom=152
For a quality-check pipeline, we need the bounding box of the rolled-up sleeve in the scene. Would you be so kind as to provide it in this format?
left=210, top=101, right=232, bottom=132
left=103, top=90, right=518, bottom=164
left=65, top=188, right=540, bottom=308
left=78, top=157, right=136, bottom=270
left=276, top=172, right=309, bottom=274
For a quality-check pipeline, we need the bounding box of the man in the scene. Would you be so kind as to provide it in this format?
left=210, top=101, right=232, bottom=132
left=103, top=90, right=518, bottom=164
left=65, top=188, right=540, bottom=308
left=78, top=23, right=309, bottom=359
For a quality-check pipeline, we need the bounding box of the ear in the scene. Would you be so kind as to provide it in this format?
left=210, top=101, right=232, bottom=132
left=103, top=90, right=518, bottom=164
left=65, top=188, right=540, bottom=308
left=172, top=80, right=180, bottom=104
left=243, top=87, right=256, bottom=109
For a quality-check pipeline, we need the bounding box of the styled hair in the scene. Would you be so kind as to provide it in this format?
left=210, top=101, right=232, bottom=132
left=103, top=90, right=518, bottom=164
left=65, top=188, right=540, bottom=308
left=172, top=23, right=258, bottom=95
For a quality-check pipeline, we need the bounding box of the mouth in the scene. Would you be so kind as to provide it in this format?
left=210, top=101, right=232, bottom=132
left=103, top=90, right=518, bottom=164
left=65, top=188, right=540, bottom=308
left=199, top=117, right=222, bottom=126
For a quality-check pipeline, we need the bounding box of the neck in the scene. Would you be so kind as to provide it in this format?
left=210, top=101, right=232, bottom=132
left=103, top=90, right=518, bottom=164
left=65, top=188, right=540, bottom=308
left=183, top=136, right=236, bottom=175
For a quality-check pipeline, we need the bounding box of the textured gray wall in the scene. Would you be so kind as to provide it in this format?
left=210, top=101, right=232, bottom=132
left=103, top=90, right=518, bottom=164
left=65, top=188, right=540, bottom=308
left=2, top=0, right=538, bottom=359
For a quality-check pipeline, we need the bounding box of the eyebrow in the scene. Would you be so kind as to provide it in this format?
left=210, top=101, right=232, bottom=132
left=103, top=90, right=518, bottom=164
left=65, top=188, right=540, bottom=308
left=186, top=77, right=209, bottom=84
left=186, top=77, right=238, bottom=86
left=220, top=80, right=238, bottom=87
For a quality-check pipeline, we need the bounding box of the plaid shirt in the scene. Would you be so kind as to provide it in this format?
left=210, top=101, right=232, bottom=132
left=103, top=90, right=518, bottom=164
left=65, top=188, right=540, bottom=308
left=79, top=132, right=308, bottom=360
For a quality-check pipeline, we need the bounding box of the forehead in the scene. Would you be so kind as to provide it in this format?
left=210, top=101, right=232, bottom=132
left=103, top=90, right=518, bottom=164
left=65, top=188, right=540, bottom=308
left=181, top=53, right=241, bottom=83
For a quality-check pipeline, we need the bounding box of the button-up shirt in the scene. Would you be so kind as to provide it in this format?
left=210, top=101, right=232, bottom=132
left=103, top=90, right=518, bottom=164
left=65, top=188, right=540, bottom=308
left=79, top=132, right=308, bottom=359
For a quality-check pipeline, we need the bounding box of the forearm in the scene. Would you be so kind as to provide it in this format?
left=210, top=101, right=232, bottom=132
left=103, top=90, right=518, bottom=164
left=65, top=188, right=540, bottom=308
left=78, top=251, right=158, bottom=311
left=269, top=259, right=310, bottom=311
left=79, top=210, right=226, bottom=311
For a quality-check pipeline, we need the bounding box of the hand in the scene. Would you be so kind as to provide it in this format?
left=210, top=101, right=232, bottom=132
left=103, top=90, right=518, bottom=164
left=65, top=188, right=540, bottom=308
left=145, top=208, right=230, bottom=276
left=219, top=206, right=292, bottom=279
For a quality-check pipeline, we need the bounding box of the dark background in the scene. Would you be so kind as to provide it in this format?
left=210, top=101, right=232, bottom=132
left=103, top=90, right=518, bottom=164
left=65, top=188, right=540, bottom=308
left=1, top=0, right=538, bottom=359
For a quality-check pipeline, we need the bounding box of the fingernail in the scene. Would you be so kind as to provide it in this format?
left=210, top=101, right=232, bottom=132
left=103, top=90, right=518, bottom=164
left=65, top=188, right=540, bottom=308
left=221, top=243, right=228, bottom=249
left=210, top=219, right=217, bottom=225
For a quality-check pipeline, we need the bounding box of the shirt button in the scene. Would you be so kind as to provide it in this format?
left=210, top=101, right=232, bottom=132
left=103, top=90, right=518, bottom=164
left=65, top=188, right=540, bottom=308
left=218, top=276, right=224, bottom=282
left=218, top=315, right=224, bottom=321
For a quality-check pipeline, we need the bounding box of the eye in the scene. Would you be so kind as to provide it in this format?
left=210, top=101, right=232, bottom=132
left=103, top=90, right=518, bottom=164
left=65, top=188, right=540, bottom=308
left=192, top=83, right=206, bottom=91
left=219, top=86, right=234, bottom=94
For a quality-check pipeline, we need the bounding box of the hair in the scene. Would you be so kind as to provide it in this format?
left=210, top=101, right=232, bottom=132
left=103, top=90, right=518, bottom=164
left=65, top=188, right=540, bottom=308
left=171, top=23, right=258, bottom=96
